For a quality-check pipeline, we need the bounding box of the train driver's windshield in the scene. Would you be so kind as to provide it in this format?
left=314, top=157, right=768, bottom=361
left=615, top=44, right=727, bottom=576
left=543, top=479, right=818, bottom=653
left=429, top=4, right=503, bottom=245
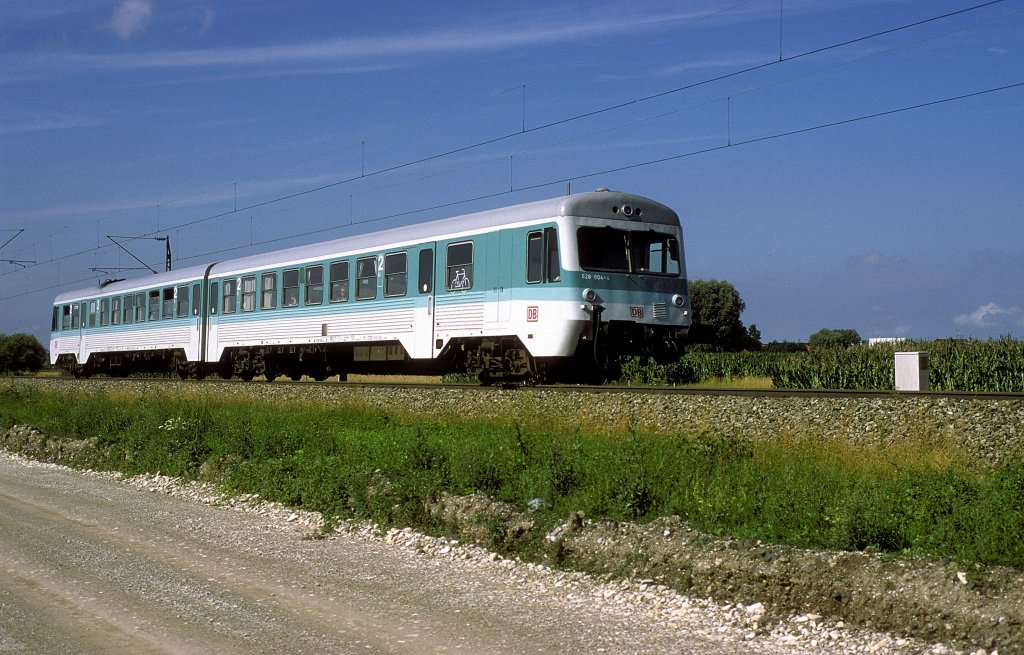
left=577, top=227, right=680, bottom=276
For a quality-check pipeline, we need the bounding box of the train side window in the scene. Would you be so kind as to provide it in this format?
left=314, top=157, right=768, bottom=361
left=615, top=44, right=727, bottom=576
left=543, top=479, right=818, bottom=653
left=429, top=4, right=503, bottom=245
left=100, top=299, right=110, bottom=327
left=222, top=279, right=238, bottom=314
left=62, top=305, right=72, bottom=330
left=52, top=306, right=60, bottom=332
left=192, top=284, right=201, bottom=316
left=544, top=227, right=560, bottom=282
left=112, top=296, right=122, bottom=325
left=88, top=300, right=98, bottom=328
left=261, top=272, right=277, bottom=310
left=526, top=232, right=543, bottom=284
left=208, top=282, right=218, bottom=315
left=176, top=285, right=190, bottom=318
left=446, top=242, right=473, bottom=291
left=384, top=252, right=407, bottom=297
left=282, top=269, right=299, bottom=307
left=305, top=266, right=323, bottom=305
left=162, top=288, right=175, bottom=319
left=329, top=261, right=349, bottom=303
left=71, top=303, right=80, bottom=329
left=123, top=295, right=134, bottom=324
left=356, top=257, right=377, bottom=300
left=241, top=276, right=257, bottom=312
left=148, top=291, right=161, bottom=321
left=136, top=292, right=147, bottom=322
left=418, top=249, right=433, bottom=294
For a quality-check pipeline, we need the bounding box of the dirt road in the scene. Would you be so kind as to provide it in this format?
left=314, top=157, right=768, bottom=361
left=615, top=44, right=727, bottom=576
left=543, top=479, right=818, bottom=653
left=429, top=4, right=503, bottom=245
left=1, top=454, right=784, bottom=655
left=3, top=452, right=965, bottom=655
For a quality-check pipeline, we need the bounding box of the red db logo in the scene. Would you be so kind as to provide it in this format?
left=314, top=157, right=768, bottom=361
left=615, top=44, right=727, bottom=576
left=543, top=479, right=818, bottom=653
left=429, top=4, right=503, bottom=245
left=526, top=306, right=539, bottom=322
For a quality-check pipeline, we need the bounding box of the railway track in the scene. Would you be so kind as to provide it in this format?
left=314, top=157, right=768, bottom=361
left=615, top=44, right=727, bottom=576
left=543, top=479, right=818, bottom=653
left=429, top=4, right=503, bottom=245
left=18, top=374, right=1024, bottom=402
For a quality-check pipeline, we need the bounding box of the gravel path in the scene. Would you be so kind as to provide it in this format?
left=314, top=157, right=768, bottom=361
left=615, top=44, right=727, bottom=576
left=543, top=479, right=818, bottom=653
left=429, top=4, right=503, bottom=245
left=0, top=452, right=967, bottom=655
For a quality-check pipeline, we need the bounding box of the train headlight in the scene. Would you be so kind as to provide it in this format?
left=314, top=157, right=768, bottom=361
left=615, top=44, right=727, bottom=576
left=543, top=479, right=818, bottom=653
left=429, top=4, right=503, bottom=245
left=671, top=294, right=685, bottom=308
left=582, top=288, right=597, bottom=303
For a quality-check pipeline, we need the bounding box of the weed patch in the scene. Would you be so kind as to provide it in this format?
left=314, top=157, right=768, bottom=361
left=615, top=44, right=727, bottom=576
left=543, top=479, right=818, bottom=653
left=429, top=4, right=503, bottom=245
left=1, top=382, right=1021, bottom=570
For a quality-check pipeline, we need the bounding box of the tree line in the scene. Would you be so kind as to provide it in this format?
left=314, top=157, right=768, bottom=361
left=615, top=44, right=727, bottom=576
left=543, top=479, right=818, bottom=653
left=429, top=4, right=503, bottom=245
left=686, top=280, right=861, bottom=351
left=0, top=334, right=46, bottom=374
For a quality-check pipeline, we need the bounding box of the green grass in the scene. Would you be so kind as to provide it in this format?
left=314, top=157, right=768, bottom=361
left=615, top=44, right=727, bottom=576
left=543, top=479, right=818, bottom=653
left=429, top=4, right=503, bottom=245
left=2, top=382, right=1022, bottom=569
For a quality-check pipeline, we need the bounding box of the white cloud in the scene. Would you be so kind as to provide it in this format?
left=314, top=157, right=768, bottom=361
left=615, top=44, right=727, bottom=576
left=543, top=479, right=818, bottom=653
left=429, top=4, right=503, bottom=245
left=16, top=7, right=711, bottom=75
left=0, top=113, right=106, bottom=136
left=952, top=303, right=1022, bottom=328
left=108, top=0, right=153, bottom=41
left=195, top=7, right=214, bottom=34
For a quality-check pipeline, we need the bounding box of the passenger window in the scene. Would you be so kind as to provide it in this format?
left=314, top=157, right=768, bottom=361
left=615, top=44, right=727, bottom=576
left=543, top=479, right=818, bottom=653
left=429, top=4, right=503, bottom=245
left=241, top=276, right=257, bottom=312
left=446, top=242, right=473, bottom=291
left=100, top=299, right=110, bottom=327
left=305, top=266, right=323, bottom=305
left=329, top=261, right=349, bottom=303
left=261, top=273, right=277, bottom=310
left=356, top=257, right=377, bottom=300
left=135, top=292, right=146, bottom=322
left=418, top=249, right=433, bottom=294
left=192, top=284, right=201, bottom=316
left=148, top=291, right=161, bottom=321
left=222, top=279, right=238, bottom=314
left=384, top=252, right=407, bottom=297
left=52, top=306, right=60, bottom=332
left=88, top=300, right=97, bottom=328
left=112, top=296, right=122, bottom=325
left=162, top=288, right=174, bottom=319
left=62, top=305, right=72, bottom=330
left=71, top=303, right=80, bottom=329
left=177, top=285, right=190, bottom=318
left=123, top=295, right=134, bottom=324
left=282, top=269, right=299, bottom=307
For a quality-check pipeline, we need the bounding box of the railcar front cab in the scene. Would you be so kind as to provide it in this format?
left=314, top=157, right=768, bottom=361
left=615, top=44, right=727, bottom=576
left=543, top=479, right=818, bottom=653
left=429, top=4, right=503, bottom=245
left=564, top=193, right=691, bottom=382
left=466, top=191, right=690, bottom=385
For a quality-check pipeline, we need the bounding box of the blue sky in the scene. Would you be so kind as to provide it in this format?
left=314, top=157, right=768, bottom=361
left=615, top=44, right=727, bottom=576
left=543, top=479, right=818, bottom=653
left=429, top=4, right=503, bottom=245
left=1, top=0, right=1022, bottom=344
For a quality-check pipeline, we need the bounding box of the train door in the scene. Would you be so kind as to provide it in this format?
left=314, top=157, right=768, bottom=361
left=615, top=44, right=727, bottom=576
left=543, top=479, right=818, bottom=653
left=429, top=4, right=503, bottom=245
left=413, top=246, right=435, bottom=359
left=186, top=282, right=202, bottom=360
left=433, top=238, right=483, bottom=356
left=76, top=301, right=87, bottom=365
left=485, top=230, right=513, bottom=324
left=199, top=263, right=220, bottom=365
left=206, top=280, right=219, bottom=362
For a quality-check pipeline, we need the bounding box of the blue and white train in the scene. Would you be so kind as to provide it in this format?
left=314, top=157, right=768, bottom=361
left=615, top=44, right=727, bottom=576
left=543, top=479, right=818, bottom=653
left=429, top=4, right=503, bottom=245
left=50, top=189, right=691, bottom=384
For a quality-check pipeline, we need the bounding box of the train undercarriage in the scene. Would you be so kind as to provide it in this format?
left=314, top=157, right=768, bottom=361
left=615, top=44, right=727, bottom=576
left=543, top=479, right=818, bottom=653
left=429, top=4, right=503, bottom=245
left=56, top=320, right=684, bottom=385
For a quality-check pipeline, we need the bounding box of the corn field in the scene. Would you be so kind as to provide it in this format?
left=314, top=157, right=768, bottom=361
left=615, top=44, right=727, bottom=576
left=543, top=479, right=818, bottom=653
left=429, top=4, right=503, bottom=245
left=620, top=338, right=1024, bottom=392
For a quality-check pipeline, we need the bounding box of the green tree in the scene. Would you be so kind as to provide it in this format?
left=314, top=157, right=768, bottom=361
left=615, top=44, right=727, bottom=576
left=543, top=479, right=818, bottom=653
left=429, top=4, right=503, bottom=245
left=808, top=328, right=862, bottom=349
left=687, top=279, right=751, bottom=350
left=0, top=333, right=47, bottom=373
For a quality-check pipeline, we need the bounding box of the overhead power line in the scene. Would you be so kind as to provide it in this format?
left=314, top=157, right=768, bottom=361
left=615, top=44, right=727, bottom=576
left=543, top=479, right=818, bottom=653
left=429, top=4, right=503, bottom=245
left=3, top=0, right=1009, bottom=282
left=5, top=77, right=1022, bottom=303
